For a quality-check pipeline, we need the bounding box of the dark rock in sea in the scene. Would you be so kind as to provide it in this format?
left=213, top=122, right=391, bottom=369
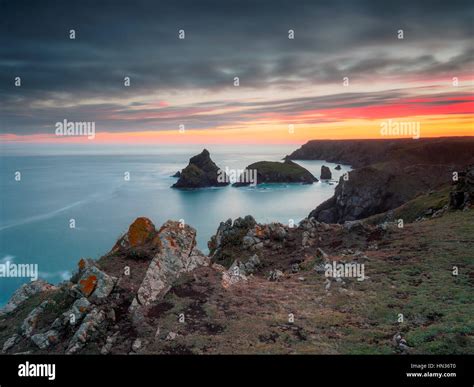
left=172, top=149, right=229, bottom=189
left=449, top=164, right=474, bottom=210
left=171, top=171, right=181, bottom=178
left=320, top=165, right=332, bottom=180
left=233, top=159, right=317, bottom=186
left=335, top=165, right=342, bottom=170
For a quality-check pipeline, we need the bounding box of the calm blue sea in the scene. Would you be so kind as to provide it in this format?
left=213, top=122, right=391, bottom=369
left=0, top=144, right=351, bottom=305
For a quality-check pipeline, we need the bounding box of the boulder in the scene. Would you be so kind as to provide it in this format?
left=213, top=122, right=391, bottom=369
left=31, top=330, right=59, bottom=349
left=111, top=217, right=162, bottom=258
left=222, top=261, right=248, bottom=288
left=267, top=270, right=284, bottom=282
left=74, top=260, right=116, bottom=303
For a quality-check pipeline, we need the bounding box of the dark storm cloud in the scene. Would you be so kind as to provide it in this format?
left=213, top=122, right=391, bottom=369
left=0, top=0, right=473, bottom=134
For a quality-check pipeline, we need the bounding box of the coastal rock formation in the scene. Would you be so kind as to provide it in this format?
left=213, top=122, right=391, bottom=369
left=111, top=217, right=162, bottom=260
left=304, top=138, right=474, bottom=223
left=172, top=149, right=229, bottom=188
left=129, top=220, right=209, bottom=327
left=320, top=165, right=332, bottom=180
left=286, top=137, right=474, bottom=168
left=233, top=159, right=317, bottom=186
left=309, top=167, right=421, bottom=223
left=0, top=280, right=56, bottom=316
left=0, top=201, right=472, bottom=355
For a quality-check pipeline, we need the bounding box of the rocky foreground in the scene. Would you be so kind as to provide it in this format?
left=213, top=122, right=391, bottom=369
left=0, top=171, right=473, bottom=354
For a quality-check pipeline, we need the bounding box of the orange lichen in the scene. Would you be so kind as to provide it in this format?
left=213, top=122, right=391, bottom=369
left=79, top=275, right=97, bottom=296
left=78, top=258, right=86, bottom=270
left=255, top=226, right=265, bottom=238
left=128, top=217, right=156, bottom=247
left=166, top=236, right=177, bottom=248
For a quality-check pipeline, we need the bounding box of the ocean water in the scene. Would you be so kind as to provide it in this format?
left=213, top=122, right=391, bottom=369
left=0, top=144, right=351, bottom=305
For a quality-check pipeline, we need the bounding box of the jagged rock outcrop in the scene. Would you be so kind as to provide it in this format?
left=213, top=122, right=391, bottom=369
left=0, top=280, right=56, bottom=316
left=320, top=165, right=332, bottom=180
left=0, top=206, right=471, bottom=355
left=111, top=217, right=162, bottom=259
left=129, top=220, right=209, bottom=329
left=234, top=159, right=317, bottom=186
left=172, top=149, right=229, bottom=188
left=0, top=217, right=210, bottom=354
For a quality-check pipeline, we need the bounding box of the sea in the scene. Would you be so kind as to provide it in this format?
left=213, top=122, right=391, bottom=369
left=0, top=144, right=351, bottom=305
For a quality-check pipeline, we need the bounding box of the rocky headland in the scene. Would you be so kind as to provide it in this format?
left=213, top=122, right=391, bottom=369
left=288, top=138, right=474, bottom=223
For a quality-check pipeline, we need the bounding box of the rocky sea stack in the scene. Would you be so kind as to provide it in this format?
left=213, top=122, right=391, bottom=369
left=320, top=165, right=332, bottom=180
left=233, top=159, right=317, bottom=186
left=172, top=149, right=229, bottom=189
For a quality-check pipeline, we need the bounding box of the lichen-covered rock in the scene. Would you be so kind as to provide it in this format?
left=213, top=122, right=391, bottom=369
left=129, top=220, right=209, bottom=318
left=0, top=280, right=56, bottom=316
left=62, top=297, right=91, bottom=326
left=2, top=334, right=20, bottom=353
left=74, top=260, right=115, bottom=303
left=222, top=261, right=248, bottom=289
left=31, top=330, right=59, bottom=349
left=208, top=216, right=257, bottom=265
left=66, top=308, right=105, bottom=354
left=111, top=217, right=162, bottom=258
left=21, top=300, right=53, bottom=338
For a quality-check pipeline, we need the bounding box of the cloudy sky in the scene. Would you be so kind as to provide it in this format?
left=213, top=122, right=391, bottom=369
left=0, top=0, right=473, bottom=144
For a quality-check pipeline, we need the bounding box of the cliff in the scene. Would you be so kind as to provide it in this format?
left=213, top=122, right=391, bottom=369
left=292, top=138, right=474, bottom=223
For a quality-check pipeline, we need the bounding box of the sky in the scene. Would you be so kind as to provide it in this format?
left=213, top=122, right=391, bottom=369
left=0, top=0, right=473, bottom=145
